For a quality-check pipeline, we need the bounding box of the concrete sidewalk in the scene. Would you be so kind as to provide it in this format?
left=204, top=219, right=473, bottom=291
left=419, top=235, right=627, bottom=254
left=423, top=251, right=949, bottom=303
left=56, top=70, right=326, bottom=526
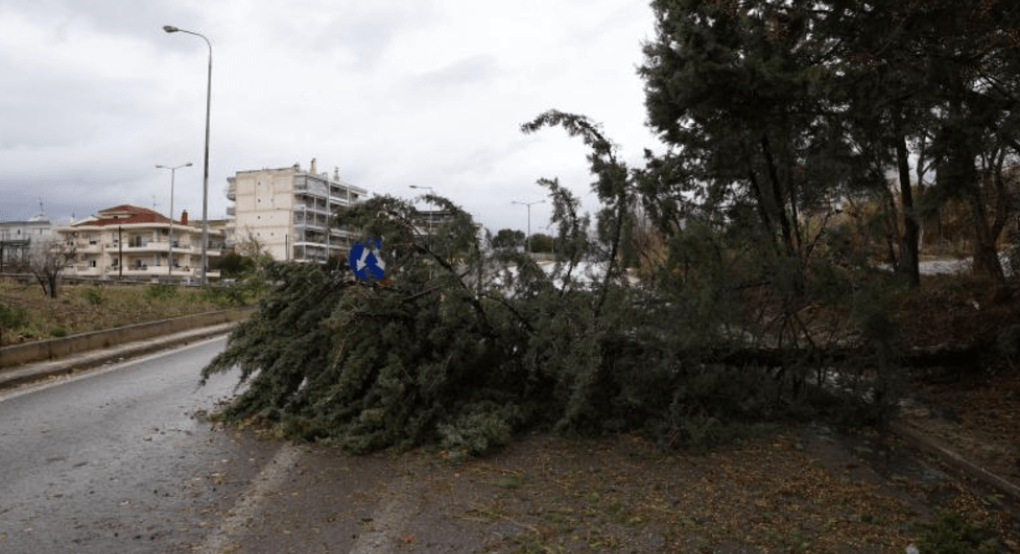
left=0, top=321, right=238, bottom=390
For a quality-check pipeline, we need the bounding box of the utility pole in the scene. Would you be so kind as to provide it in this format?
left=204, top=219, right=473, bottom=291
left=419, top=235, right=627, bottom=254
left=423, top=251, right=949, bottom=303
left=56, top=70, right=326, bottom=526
left=512, top=200, right=545, bottom=253
left=157, top=163, right=192, bottom=279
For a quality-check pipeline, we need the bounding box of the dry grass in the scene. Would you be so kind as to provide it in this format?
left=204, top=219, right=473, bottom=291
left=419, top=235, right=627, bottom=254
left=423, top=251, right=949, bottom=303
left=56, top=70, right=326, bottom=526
left=249, top=428, right=1017, bottom=553
left=438, top=431, right=1018, bottom=553
left=0, top=278, right=228, bottom=346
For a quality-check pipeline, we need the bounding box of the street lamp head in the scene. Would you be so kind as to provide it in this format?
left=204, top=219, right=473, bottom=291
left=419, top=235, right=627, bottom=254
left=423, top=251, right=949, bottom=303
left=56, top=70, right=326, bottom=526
left=185, top=162, right=193, bottom=167
left=162, top=25, right=180, bottom=33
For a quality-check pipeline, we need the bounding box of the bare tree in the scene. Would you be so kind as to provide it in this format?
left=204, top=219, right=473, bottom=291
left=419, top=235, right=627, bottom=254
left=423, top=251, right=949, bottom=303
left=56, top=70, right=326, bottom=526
left=28, top=239, right=76, bottom=299
left=236, top=227, right=273, bottom=273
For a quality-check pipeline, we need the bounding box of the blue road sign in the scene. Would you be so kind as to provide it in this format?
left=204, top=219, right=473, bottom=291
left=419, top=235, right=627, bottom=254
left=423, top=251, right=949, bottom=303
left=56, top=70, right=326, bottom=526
left=349, top=238, right=386, bottom=280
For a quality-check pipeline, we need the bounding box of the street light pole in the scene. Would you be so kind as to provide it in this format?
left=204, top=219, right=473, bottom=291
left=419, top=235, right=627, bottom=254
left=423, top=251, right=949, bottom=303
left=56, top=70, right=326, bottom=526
left=544, top=223, right=556, bottom=257
left=156, top=163, right=192, bottom=279
left=512, top=200, right=545, bottom=253
left=163, top=25, right=212, bottom=285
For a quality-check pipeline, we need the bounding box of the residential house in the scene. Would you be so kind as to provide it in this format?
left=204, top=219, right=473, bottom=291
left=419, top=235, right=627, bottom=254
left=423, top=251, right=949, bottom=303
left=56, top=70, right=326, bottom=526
left=55, top=205, right=223, bottom=281
left=0, top=213, right=61, bottom=272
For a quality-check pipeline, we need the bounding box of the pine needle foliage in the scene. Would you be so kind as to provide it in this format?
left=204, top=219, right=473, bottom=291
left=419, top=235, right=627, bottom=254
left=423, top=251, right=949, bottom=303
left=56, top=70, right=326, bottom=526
left=204, top=111, right=901, bottom=455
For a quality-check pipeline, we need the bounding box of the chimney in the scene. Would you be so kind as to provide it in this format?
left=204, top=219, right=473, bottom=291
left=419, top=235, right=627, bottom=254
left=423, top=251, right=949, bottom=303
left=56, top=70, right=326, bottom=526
left=310, top=157, right=317, bottom=175
left=181, top=210, right=189, bottom=225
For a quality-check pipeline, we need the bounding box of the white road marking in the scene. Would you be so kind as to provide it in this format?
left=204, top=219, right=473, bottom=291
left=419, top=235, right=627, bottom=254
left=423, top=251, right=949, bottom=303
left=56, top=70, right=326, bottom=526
left=348, top=481, right=413, bottom=554
left=195, top=443, right=303, bottom=554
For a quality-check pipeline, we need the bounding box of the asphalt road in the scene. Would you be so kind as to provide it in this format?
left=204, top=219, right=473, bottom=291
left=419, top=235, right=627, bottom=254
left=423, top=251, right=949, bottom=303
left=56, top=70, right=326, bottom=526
left=0, top=336, right=279, bottom=554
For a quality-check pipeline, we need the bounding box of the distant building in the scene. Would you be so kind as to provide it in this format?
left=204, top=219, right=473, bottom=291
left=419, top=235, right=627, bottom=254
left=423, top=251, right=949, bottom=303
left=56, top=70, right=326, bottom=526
left=225, top=159, right=367, bottom=263
left=413, top=209, right=457, bottom=235
left=55, top=205, right=224, bottom=281
left=0, top=213, right=63, bottom=272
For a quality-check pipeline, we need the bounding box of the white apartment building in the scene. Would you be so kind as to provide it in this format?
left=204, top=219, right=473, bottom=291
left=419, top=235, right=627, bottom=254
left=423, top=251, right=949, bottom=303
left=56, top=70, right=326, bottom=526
left=226, top=159, right=367, bottom=263
left=56, top=205, right=223, bottom=282
left=0, top=213, right=61, bottom=272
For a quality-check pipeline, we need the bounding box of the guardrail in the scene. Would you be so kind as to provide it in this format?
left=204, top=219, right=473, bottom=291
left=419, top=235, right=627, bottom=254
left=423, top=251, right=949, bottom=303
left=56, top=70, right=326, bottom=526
left=0, top=307, right=254, bottom=369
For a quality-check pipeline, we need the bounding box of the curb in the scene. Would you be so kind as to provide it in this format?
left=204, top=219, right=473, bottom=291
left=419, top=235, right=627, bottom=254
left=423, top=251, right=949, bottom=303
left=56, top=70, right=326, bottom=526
left=890, top=420, right=1020, bottom=504
left=0, top=321, right=239, bottom=391
left=0, top=308, right=253, bottom=369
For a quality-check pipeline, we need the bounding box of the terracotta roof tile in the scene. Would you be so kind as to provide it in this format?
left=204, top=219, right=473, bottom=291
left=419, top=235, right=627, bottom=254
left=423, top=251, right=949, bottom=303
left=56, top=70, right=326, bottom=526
left=76, top=205, right=175, bottom=227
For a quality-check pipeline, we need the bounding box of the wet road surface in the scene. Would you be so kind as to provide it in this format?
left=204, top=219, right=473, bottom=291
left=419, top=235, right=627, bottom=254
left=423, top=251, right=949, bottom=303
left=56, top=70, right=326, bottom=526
left=0, top=336, right=278, bottom=554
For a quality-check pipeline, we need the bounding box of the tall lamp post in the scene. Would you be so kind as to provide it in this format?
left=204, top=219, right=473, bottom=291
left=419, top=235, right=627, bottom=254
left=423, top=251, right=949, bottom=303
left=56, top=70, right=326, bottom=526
left=512, top=200, right=545, bottom=253
left=156, top=162, right=192, bottom=278
left=544, top=223, right=556, bottom=257
left=163, top=25, right=212, bottom=284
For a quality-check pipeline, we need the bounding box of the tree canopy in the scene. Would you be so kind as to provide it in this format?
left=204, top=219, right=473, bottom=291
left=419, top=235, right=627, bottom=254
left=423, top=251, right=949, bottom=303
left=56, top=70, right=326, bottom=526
left=203, top=1, right=1020, bottom=456
left=639, top=0, right=1020, bottom=284
left=490, top=228, right=526, bottom=250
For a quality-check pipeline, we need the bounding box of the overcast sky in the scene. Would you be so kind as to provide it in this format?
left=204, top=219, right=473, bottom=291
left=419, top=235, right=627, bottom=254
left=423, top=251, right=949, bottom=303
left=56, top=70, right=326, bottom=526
left=0, top=0, right=663, bottom=235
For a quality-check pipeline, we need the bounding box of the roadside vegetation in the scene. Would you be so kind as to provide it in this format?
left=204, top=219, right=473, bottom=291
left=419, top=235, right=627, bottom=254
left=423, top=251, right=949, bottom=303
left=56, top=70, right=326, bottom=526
left=0, top=279, right=256, bottom=347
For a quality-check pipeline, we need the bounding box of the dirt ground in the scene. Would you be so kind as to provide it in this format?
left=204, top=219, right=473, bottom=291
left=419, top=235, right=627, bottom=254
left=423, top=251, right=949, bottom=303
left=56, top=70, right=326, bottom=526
left=895, top=274, right=1020, bottom=488
left=207, top=424, right=1018, bottom=554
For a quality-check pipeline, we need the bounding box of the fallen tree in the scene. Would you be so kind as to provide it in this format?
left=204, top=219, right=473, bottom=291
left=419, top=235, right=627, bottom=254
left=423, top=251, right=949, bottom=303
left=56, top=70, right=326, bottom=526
left=203, top=113, right=916, bottom=456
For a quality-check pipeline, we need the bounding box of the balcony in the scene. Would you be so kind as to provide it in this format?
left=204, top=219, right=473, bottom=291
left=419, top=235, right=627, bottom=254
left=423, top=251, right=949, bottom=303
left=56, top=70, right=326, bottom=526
left=293, top=178, right=328, bottom=198
left=77, top=242, right=103, bottom=254
left=297, top=202, right=330, bottom=216
left=226, top=206, right=236, bottom=216
left=225, top=184, right=236, bottom=201
left=72, top=266, right=103, bottom=277
left=113, top=264, right=219, bottom=280
left=293, top=218, right=325, bottom=231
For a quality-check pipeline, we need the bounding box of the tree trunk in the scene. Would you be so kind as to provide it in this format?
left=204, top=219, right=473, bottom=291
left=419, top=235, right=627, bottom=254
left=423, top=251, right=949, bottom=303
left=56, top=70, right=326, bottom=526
left=967, top=148, right=1010, bottom=283
left=893, top=113, right=920, bottom=288
left=988, top=148, right=1012, bottom=266
left=747, top=169, right=779, bottom=253
left=944, top=76, right=1006, bottom=282
left=47, top=274, right=59, bottom=299
left=883, top=186, right=899, bottom=266
left=760, top=134, right=796, bottom=257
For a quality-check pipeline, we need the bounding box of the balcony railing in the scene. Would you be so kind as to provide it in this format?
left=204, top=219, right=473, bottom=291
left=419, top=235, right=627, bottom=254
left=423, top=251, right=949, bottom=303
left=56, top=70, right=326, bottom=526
left=77, top=243, right=103, bottom=254
left=73, top=266, right=103, bottom=276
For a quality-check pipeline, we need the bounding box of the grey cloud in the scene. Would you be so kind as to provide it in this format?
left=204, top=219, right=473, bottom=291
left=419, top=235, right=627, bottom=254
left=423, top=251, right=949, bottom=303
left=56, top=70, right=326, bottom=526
left=414, top=55, right=499, bottom=89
